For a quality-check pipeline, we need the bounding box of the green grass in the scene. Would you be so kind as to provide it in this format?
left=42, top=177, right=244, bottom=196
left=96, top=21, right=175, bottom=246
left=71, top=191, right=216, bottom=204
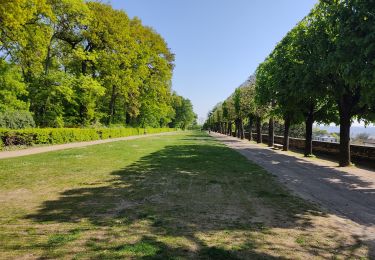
left=0, top=131, right=369, bottom=259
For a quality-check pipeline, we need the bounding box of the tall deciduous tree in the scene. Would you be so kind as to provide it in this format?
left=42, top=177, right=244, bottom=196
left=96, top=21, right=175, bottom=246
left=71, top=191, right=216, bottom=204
left=0, top=1, right=185, bottom=129
left=312, top=0, right=375, bottom=166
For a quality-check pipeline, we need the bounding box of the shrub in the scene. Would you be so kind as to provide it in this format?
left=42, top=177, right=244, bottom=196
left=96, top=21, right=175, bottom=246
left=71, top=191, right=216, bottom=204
left=0, top=127, right=177, bottom=149
left=0, top=129, right=34, bottom=146
left=0, top=111, right=36, bottom=129
left=32, top=129, right=51, bottom=144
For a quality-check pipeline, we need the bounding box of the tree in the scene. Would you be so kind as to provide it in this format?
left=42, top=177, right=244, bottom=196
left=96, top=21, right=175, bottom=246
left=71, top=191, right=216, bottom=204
left=170, top=94, right=196, bottom=130
left=0, top=1, right=185, bottom=129
left=0, top=60, right=28, bottom=112
left=275, top=18, right=336, bottom=156
left=312, top=0, right=375, bottom=166
left=29, top=71, right=73, bottom=127
left=65, top=75, right=105, bottom=126
left=239, top=80, right=257, bottom=141
left=222, top=97, right=235, bottom=135
left=0, top=0, right=52, bottom=58
left=255, top=53, right=296, bottom=149
left=233, top=88, right=244, bottom=139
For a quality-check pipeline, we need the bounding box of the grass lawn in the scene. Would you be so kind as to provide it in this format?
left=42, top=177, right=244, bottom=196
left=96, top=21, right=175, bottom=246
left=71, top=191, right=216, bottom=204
left=0, top=131, right=369, bottom=259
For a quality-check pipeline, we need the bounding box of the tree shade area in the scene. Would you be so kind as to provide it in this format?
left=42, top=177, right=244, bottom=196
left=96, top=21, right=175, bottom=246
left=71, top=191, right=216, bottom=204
left=0, top=0, right=196, bottom=130
left=205, top=0, right=375, bottom=167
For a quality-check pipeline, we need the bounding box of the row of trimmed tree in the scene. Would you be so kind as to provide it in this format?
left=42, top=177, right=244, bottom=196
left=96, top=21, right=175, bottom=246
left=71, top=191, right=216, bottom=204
left=0, top=0, right=196, bottom=129
left=205, top=0, right=375, bottom=167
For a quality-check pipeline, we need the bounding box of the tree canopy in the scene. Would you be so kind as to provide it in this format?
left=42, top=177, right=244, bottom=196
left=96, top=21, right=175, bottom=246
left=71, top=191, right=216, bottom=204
left=0, top=1, right=195, bottom=128
left=206, top=0, right=375, bottom=166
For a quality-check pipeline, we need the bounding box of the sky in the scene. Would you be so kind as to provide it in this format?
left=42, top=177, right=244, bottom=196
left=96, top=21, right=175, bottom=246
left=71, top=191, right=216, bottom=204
left=110, top=0, right=319, bottom=123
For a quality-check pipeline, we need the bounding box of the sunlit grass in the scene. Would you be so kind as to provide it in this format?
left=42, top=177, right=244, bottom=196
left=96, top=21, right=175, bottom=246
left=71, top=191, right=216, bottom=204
left=0, top=131, right=369, bottom=259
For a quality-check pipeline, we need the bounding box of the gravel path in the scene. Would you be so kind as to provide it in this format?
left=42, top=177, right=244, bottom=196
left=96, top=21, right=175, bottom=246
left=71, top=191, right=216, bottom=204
left=211, top=132, right=375, bottom=249
left=0, top=132, right=178, bottom=159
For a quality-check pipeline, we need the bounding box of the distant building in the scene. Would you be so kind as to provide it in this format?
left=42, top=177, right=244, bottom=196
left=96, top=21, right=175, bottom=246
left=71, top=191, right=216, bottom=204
left=363, top=139, right=375, bottom=147
left=313, top=135, right=338, bottom=143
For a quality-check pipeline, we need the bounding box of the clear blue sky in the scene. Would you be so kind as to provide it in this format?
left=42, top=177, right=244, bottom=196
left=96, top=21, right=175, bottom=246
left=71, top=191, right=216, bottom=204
left=110, top=0, right=318, bottom=123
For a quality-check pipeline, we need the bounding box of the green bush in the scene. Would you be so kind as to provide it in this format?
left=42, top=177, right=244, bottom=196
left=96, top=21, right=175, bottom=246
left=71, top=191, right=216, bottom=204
left=33, top=129, right=51, bottom=144
left=0, top=127, right=177, bottom=149
left=0, top=110, right=36, bottom=129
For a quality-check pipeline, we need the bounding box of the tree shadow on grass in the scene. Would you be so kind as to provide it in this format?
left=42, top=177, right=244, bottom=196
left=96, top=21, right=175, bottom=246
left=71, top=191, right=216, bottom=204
left=25, top=140, right=368, bottom=259
left=27, top=144, right=315, bottom=226
left=84, top=235, right=285, bottom=260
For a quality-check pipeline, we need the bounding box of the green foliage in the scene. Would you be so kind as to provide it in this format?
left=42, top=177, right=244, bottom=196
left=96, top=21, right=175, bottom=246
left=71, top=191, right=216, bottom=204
left=207, top=76, right=261, bottom=132
left=0, top=127, right=175, bottom=148
left=0, top=60, right=29, bottom=112
left=266, top=121, right=305, bottom=139
left=312, top=128, right=329, bottom=136
left=0, top=1, right=189, bottom=129
left=206, top=0, right=375, bottom=165
left=29, top=71, right=73, bottom=128
left=0, top=110, right=35, bottom=129
left=222, top=97, right=235, bottom=122
left=169, top=94, right=196, bottom=129
left=65, top=75, right=105, bottom=126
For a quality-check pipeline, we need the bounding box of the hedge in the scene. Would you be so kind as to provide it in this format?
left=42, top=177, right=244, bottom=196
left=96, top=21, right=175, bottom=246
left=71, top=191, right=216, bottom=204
left=0, top=127, right=176, bottom=148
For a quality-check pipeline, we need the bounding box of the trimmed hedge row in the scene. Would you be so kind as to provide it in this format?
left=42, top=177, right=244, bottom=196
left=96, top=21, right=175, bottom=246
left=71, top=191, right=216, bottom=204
left=0, top=128, right=176, bottom=148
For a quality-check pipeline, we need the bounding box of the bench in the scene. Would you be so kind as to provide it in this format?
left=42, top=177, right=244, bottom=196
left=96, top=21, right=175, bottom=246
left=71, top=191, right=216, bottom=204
left=273, top=144, right=283, bottom=150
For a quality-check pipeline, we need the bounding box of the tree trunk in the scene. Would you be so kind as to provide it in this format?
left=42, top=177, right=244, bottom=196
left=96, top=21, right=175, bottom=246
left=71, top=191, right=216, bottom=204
left=239, top=119, right=244, bottom=139
left=256, top=117, right=262, bottom=143
left=268, top=117, right=274, bottom=147
left=237, top=120, right=241, bottom=138
left=235, top=119, right=239, bottom=138
left=108, top=85, right=117, bottom=124
left=304, top=111, right=314, bottom=157
left=238, top=120, right=241, bottom=138
left=82, top=61, right=87, bottom=75
left=44, top=35, right=55, bottom=75
left=238, top=119, right=242, bottom=139
left=283, top=115, right=290, bottom=151
left=248, top=116, right=253, bottom=141
left=339, top=102, right=352, bottom=167
left=125, top=112, right=131, bottom=125
left=45, top=44, right=52, bottom=75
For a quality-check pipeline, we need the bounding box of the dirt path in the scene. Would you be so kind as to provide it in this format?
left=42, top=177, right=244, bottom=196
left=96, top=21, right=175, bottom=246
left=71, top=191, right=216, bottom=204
left=0, top=132, right=178, bottom=159
left=211, top=133, right=375, bottom=247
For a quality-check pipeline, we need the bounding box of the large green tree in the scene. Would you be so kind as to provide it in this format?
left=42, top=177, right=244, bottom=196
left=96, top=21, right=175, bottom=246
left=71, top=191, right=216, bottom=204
left=312, top=0, right=375, bottom=166
left=0, top=1, right=185, bottom=129
left=170, top=94, right=196, bottom=130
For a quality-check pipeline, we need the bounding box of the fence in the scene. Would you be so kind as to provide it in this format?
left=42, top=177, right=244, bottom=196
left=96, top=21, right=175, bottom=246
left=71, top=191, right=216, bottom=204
left=230, top=132, right=375, bottom=162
